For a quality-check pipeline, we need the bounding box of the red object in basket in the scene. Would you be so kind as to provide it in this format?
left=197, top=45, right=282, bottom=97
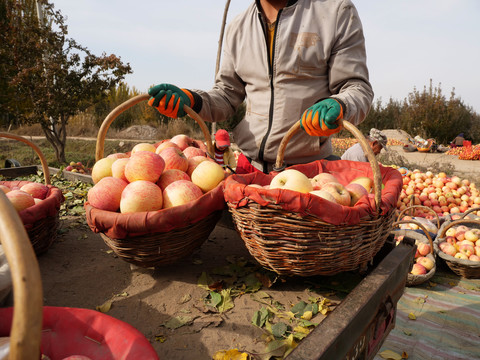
left=0, top=306, right=159, bottom=360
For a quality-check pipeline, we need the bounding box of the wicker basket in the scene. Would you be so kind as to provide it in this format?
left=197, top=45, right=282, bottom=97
left=224, top=120, right=402, bottom=276
left=0, top=133, right=64, bottom=255
left=85, top=94, right=224, bottom=267
left=434, top=208, right=480, bottom=278
left=392, top=218, right=436, bottom=286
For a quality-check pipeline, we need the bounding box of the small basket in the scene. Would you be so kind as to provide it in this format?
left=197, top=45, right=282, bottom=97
left=0, top=191, right=159, bottom=360
left=224, top=120, right=403, bottom=276
left=85, top=94, right=225, bottom=267
left=434, top=208, right=480, bottom=278
left=391, top=218, right=436, bottom=286
left=0, top=133, right=64, bottom=255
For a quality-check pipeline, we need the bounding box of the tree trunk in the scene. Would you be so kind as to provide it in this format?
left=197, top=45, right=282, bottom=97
left=41, top=117, right=67, bottom=164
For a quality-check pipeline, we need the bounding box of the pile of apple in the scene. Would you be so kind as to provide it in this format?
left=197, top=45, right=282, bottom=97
left=65, top=161, right=90, bottom=174
left=87, top=134, right=225, bottom=214
left=397, top=169, right=480, bottom=218
left=0, top=182, right=50, bottom=212
left=410, top=245, right=435, bottom=276
left=254, top=169, right=373, bottom=207
left=437, top=225, right=480, bottom=262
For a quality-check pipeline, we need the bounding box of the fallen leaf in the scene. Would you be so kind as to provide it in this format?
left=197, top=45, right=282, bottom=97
left=402, top=351, right=409, bottom=358
left=96, top=300, right=112, bottom=313
left=155, top=335, right=167, bottom=343
left=213, top=348, right=250, bottom=360
left=162, top=315, right=194, bottom=330
left=408, top=313, right=416, bottom=320
left=378, top=349, right=403, bottom=360
left=179, top=294, right=192, bottom=304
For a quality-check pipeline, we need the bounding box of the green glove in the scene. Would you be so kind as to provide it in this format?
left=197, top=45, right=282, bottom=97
left=300, top=98, right=344, bottom=137
left=148, top=84, right=194, bottom=118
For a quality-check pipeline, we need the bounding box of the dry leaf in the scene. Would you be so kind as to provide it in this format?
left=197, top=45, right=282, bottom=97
left=378, top=349, right=403, bottom=359
left=213, top=348, right=250, bottom=360
left=96, top=300, right=112, bottom=313
left=408, top=313, right=416, bottom=320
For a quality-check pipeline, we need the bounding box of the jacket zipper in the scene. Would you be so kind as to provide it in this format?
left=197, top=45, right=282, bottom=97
left=258, top=9, right=282, bottom=173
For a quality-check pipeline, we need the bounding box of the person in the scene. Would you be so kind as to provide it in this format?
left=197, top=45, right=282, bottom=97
left=147, top=0, right=373, bottom=173
left=212, top=129, right=237, bottom=171
left=450, top=133, right=465, bottom=148
left=341, top=128, right=387, bottom=162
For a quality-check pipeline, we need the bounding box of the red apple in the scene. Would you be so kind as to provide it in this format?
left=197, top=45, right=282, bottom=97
left=270, top=169, right=313, bottom=194
left=162, top=179, right=203, bottom=208
left=345, top=182, right=368, bottom=206
left=191, top=161, right=226, bottom=193
left=320, top=182, right=351, bottom=206
left=410, top=263, right=427, bottom=275
left=158, top=147, right=189, bottom=172
left=107, top=153, right=129, bottom=160
left=87, top=177, right=128, bottom=212
left=416, top=256, right=434, bottom=271
left=310, top=173, right=339, bottom=190
left=170, top=134, right=195, bottom=151
left=417, top=242, right=431, bottom=256
left=120, top=180, right=163, bottom=213
left=157, top=169, right=191, bottom=191
left=0, top=185, right=10, bottom=194
left=183, top=146, right=207, bottom=159
left=111, top=158, right=130, bottom=182
left=124, top=151, right=165, bottom=183
left=6, top=190, right=35, bottom=212
left=155, top=141, right=181, bottom=154
left=20, top=182, right=49, bottom=199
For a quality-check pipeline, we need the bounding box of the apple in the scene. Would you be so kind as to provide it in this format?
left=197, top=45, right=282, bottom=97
left=120, top=180, right=163, bottom=213
left=124, top=151, right=165, bottom=183
left=270, top=169, right=313, bottom=194
left=170, top=134, right=195, bottom=151
left=162, top=179, right=203, bottom=208
left=158, top=147, right=189, bottom=172
left=20, top=182, right=49, bottom=199
left=157, top=169, right=191, bottom=191
left=410, top=263, right=427, bottom=275
left=6, top=190, right=35, bottom=212
left=417, top=242, right=431, bottom=256
left=87, top=177, right=128, bottom=212
left=186, top=156, right=211, bottom=177
left=465, top=230, right=479, bottom=242
left=320, top=182, right=351, bottom=206
left=416, top=256, right=434, bottom=271
left=469, top=255, right=480, bottom=261
left=439, top=242, right=457, bottom=256
left=345, top=183, right=368, bottom=206
left=310, top=173, right=339, bottom=190
left=458, top=241, right=475, bottom=257
left=454, top=252, right=469, bottom=260
left=131, top=142, right=156, bottom=154
left=191, top=160, right=225, bottom=192
left=91, top=157, right=117, bottom=184
left=107, top=153, right=129, bottom=160
left=349, top=176, right=374, bottom=193
left=155, top=140, right=181, bottom=154
left=0, top=185, right=10, bottom=194
left=183, top=146, right=206, bottom=159
left=111, top=158, right=130, bottom=182
left=310, top=189, right=337, bottom=203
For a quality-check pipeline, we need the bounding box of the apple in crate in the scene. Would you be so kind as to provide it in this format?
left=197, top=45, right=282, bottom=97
left=157, top=169, right=191, bottom=191
left=124, top=151, right=165, bottom=183
left=120, top=181, right=163, bottom=213
left=170, top=134, right=194, bottom=151
left=270, top=169, right=313, bottom=193
left=191, top=161, right=225, bottom=192
left=416, top=256, right=434, bottom=271
left=111, top=158, right=130, bottom=182
left=158, top=147, right=189, bottom=172
left=87, top=177, right=128, bottom=212
left=20, top=182, right=49, bottom=200
left=349, top=176, right=374, bottom=193
left=410, top=263, right=427, bottom=275
left=162, top=180, right=203, bottom=208
left=6, top=190, right=35, bottom=212
left=310, top=173, right=339, bottom=190
left=310, top=189, right=337, bottom=203
left=183, top=146, right=206, bottom=159
left=0, top=185, right=10, bottom=194
left=92, top=157, right=117, bottom=184
left=187, top=156, right=213, bottom=177
left=345, top=183, right=368, bottom=206
left=131, top=142, right=156, bottom=154
left=155, top=140, right=181, bottom=154
left=321, top=182, right=351, bottom=206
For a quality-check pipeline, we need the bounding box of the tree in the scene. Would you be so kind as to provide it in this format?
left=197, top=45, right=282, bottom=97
left=0, top=0, right=132, bottom=163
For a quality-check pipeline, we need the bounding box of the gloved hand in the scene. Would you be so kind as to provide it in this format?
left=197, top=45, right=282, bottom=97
left=300, top=98, right=344, bottom=137
left=148, top=84, right=194, bottom=118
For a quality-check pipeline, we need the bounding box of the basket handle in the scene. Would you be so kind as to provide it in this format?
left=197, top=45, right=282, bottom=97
left=457, top=207, right=480, bottom=220
left=274, top=120, right=382, bottom=212
left=0, top=133, right=50, bottom=185
left=397, top=205, right=440, bottom=229
left=95, top=94, right=214, bottom=161
left=438, top=218, right=480, bottom=238
left=392, top=219, right=434, bottom=255
left=0, top=191, right=43, bottom=359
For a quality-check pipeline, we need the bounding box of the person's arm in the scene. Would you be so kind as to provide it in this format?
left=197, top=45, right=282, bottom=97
left=328, top=0, right=374, bottom=126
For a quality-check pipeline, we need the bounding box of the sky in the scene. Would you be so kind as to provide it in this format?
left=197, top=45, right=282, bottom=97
left=52, top=0, right=480, bottom=114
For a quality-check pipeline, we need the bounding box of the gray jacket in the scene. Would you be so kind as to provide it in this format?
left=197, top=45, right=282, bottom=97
left=196, top=0, right=373, bottom=169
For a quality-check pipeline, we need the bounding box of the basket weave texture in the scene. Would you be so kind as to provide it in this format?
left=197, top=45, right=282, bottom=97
left=434, top=217, right=480, bottom=279
left=224, top=160, right=402, bottom=276
left=0, top=180, right=64, bottom=255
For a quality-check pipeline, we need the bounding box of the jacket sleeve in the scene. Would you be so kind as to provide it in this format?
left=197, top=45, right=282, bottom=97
left=224, top=148, right=237, bottom=170
left=329, top=0, right=374, bottom=126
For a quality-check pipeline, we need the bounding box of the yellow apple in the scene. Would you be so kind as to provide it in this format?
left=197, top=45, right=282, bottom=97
left=270, top=169, right=313, bottom=193
left=131, top=142, right=156, bottom=154
left=91, top=157, right=117, bottom=184
left=191, top=161, right=225, bottom=192
left=348, top=176, right=374, bottom=193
